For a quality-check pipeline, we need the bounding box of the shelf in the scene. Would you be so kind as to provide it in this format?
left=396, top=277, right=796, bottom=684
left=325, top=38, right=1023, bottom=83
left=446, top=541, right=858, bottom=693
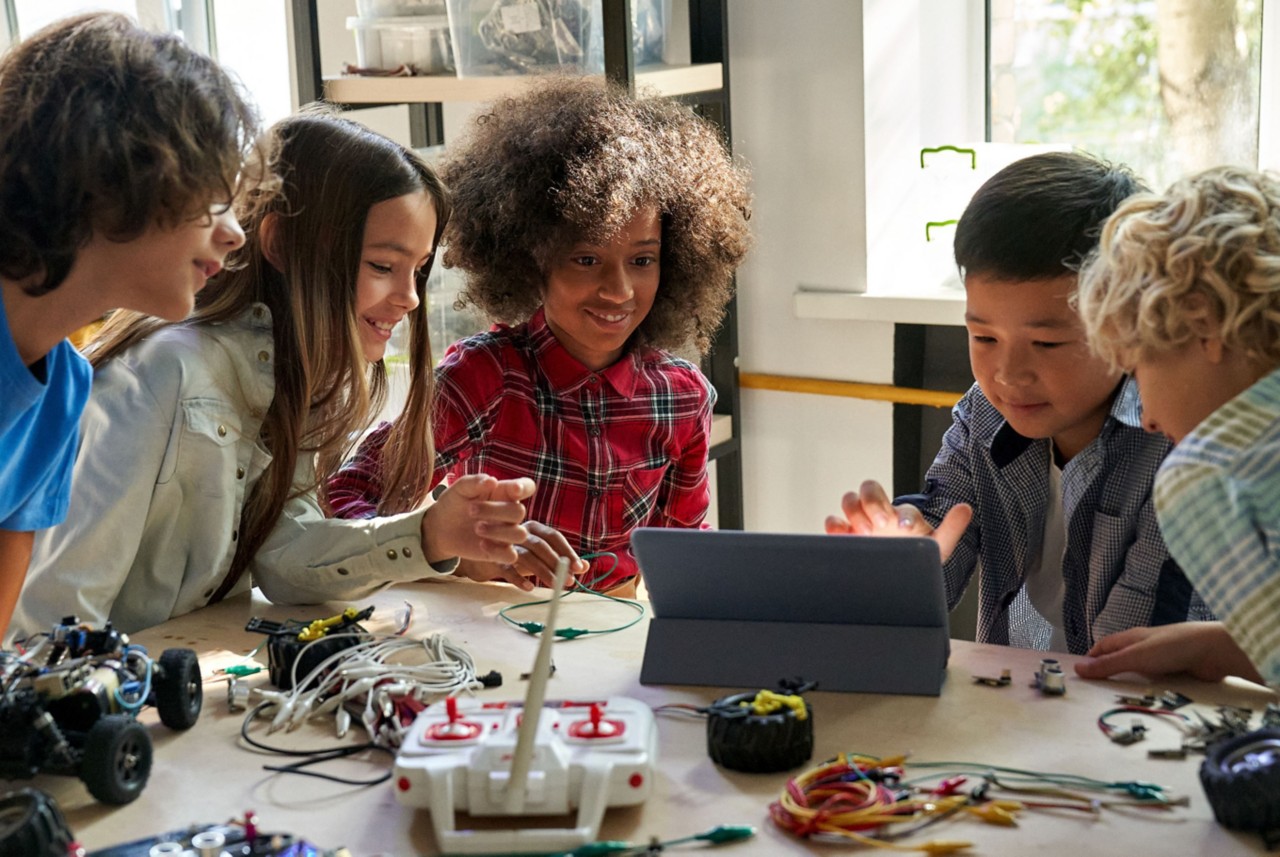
left=792, top=289, right=966, bottom=327
left=324, top=62, right=724, bottom=104
left=709, top=413, right=732, bottom=448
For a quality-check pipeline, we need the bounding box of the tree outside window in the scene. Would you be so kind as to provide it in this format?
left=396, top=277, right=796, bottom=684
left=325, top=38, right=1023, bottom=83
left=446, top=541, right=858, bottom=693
left=990, top=0, right=1263, bottom=191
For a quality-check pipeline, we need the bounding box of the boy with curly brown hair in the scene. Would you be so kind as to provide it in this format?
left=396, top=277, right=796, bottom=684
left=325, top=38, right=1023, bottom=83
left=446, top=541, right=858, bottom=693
left=1074, top=166, right=1280, bottom=687
left=329, top=76, right=752, bottom=595
left=0, top=13, right=260, bottom=635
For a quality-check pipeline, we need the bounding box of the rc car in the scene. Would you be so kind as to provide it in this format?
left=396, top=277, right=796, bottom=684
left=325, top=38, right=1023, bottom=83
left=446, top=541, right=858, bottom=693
left=0, top=619, right=202, bottom=805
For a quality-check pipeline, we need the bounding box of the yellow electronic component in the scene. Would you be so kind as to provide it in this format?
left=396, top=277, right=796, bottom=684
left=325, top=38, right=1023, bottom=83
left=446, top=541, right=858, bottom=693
left=743, top=689, right=807, bottom=721
left=298, top=607, right=362, bottom=642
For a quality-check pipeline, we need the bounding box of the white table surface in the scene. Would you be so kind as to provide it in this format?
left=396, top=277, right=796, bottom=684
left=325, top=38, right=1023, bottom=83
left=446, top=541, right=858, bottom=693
left=11, top=577, right=1275, bottom=856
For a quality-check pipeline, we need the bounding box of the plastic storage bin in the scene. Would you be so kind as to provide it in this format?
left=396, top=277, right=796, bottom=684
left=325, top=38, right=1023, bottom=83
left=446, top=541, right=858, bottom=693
left=356, top=0, right=447, bottom=16
left=348, top=15, right=455, bottom=74
left=446, top=0, right=668, bottom=77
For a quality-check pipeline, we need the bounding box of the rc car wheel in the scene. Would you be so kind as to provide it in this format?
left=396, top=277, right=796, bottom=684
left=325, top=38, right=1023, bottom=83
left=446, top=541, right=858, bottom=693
left=1200, top=727, right=1280, bottom=832
left=81, top=715, right=152, bottom=805
left=0, top=788, right=75, bottom=857
left=154, top=648, right=202, bottom=730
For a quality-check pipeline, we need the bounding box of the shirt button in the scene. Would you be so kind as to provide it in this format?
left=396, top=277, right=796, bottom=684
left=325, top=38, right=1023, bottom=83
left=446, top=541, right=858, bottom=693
left=587, top=375, right=599, bottom=385
left=217, top=424, right=227, bottom=437
left=387, top=549, right=398, bottom=560
left=402, top=547, right=413, bottom=558
left=236, top=467, right=245, bottom=479
left=257, top=350, right=270, bottom=363
left=337, top=567, right=349, bottom=576
left=588, top=425, right=601, bottom=437
left=588, top=488, right=602, bottom=498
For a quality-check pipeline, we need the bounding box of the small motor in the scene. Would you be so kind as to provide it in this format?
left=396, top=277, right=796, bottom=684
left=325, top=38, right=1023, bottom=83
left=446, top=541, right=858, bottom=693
left=706, top=689, right=813, bottom=773
left=245, top=606, right=374, bottom=690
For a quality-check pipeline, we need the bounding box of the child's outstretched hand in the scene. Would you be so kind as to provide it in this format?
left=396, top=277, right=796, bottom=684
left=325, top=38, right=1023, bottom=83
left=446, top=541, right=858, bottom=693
left=823, top=479, right=972, bottom=563
left=451, top=522, right=590, bottom=591
left=1074, top=622, right=1264, bottom=684
left=420, top=474, right=535, bottom=567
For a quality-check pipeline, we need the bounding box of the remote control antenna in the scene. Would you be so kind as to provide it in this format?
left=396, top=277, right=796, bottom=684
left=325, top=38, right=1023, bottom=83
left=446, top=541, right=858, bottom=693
left=504, top=557, right=570, bottom=813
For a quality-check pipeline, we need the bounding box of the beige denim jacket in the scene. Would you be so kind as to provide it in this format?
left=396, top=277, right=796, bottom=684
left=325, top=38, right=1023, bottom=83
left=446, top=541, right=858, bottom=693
left=12, top=304, right=453, bottom=638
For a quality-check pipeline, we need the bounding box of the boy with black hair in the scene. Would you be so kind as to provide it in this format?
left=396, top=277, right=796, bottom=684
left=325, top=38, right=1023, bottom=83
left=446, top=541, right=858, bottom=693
left=826, top=151, right=1211, bottom=655
left=0, top=13, right=260, bottom=634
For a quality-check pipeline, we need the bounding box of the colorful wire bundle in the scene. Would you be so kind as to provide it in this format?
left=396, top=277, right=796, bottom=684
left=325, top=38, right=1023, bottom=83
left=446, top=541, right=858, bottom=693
left=773, top=754, right=1186, bottom=854
left=770, top=753, right=996, bottom=854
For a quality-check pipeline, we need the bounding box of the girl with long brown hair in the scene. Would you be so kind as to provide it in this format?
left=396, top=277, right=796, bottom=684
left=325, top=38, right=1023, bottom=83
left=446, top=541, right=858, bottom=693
left=11, top=111, right=539, bottom=636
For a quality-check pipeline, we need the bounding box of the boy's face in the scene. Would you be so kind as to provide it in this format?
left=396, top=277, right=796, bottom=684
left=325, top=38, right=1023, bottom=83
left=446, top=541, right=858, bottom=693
left=540, top=207, right=661, bottom=372
left=354, top=190, right=438, bottom=363
left=83, top=203, right=245, bottom=322
left=965, top=272, right=1122, bottom=460
left=1130, top=339, right=1260, bottom=444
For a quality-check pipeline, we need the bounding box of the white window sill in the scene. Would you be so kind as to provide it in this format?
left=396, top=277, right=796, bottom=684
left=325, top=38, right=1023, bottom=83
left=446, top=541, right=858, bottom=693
left=792, top=287, right=965, bottom=327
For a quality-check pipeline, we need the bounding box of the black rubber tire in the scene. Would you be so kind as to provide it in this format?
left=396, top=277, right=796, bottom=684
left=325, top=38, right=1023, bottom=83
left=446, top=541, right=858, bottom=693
left=81, top=715, right=152, bottom=805
left=0, top=789, right=74, bottom=857
left=154, top=648, right=202, bottom=731
left=706, top=692, right=814, bottom=773
left=1200, top=727, right=1280, bottom=832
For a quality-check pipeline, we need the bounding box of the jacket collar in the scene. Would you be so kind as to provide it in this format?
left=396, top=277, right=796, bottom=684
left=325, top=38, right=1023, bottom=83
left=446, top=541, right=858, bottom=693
left=989, top=377, right=1137, bottom=468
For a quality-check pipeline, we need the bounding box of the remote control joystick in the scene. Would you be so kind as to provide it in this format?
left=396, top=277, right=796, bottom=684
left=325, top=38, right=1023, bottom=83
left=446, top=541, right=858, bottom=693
left=393, top=559, right=657, bottom=855
left=425, top=696, right=482, bottom=741
left=568, top=703, right=625, bottom=741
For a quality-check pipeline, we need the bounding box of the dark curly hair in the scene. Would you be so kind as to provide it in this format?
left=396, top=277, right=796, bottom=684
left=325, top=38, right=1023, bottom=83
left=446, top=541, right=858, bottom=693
left=0, top=12, right=262, bottom=295
left=441, top=75, right=752, bottom=354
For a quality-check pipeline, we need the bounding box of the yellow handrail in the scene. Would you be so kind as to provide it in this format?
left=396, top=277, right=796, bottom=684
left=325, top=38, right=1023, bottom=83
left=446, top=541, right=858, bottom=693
left=739, top=372, right=962, bottom=409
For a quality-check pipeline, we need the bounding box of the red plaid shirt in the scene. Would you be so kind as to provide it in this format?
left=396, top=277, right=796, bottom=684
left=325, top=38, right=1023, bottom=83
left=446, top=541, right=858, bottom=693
left=328, top=309, right=714, bottom=589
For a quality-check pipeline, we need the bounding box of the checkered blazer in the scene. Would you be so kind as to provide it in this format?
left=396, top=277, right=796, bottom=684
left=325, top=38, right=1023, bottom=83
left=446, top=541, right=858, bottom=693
left=898, top=378, right=1212, bottom=654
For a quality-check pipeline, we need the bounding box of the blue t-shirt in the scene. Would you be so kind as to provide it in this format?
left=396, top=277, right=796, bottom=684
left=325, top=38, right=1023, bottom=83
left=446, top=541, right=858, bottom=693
left=0, top=294, right=92, bottom=531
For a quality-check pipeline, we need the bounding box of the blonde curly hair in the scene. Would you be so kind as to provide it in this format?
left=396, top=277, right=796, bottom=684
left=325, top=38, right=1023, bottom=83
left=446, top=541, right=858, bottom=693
left=441, top=75, right=752, bottom=354
left=1078, top=166, right=1280, bottom=372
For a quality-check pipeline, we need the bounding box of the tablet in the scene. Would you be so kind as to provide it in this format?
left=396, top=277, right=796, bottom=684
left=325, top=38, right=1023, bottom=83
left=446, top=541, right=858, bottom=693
left=631, top=529, right=950, bottom=695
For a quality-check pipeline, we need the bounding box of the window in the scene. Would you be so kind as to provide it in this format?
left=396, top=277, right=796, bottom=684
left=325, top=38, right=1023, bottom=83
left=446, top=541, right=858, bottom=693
left=989, top=0, right=1264, bottom=191
left=3, top=1, right=292, bottom=125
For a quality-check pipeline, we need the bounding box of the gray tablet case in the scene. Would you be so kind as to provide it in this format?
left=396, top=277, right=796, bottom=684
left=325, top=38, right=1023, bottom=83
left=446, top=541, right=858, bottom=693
left=632, top=529, right=950, bottom=696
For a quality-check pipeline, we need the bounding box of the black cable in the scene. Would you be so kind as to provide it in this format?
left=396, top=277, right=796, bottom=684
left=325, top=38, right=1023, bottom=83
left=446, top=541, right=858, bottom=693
left=239, top=701, right=393, bottom=786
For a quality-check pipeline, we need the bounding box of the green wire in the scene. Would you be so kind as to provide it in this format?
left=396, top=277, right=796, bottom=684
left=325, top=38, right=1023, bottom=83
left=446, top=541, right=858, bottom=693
left=497, top=552, right=646, bottom=641
left=900, top=760, right=1168, bottom=799
left=445, top=825, right=756, bottom=857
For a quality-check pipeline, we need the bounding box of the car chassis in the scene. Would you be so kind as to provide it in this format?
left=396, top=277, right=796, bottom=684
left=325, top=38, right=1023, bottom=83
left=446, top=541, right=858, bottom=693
left=0, top=619, right=202, bottom=805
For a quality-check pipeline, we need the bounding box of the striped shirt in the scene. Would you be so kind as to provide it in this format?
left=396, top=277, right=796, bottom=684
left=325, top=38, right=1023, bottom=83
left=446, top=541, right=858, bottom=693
left=328, top=308, right=715, bottom=590
left=898, top=378, right=1211, bottom=654
left=1154, top=365, right=1280, bottom=687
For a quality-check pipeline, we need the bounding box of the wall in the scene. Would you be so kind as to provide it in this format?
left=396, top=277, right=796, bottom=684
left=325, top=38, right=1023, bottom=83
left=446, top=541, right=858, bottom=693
left=728, top=0, right=894, bottom=535
left=728, top=0, right=982, bottom=534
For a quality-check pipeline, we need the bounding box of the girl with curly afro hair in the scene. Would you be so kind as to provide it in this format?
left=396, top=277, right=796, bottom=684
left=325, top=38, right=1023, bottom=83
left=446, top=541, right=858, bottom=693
left=329, top=75, right=752, bottom=596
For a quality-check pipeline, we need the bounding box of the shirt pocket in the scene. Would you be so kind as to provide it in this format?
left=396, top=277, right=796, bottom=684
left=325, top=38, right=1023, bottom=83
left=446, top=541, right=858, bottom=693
left=616, top=465, right=668, bottom=532
left=162, top=398, right=244, bottom=497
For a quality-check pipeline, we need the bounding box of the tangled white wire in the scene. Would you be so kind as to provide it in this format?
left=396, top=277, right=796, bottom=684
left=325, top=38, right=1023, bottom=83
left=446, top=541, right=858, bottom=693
left=253, top=632, right=479, bottom=749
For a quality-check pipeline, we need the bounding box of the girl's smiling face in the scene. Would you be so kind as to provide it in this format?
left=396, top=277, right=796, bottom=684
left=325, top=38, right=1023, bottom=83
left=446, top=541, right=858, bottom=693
left=540, top=207, right=661, bottom=372
left=354, top=190, right=438, bottom=363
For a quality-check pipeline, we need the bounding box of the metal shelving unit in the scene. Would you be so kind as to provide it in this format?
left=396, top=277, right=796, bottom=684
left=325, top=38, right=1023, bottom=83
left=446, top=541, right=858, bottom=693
left=290, top=0, right=743, bottom=529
